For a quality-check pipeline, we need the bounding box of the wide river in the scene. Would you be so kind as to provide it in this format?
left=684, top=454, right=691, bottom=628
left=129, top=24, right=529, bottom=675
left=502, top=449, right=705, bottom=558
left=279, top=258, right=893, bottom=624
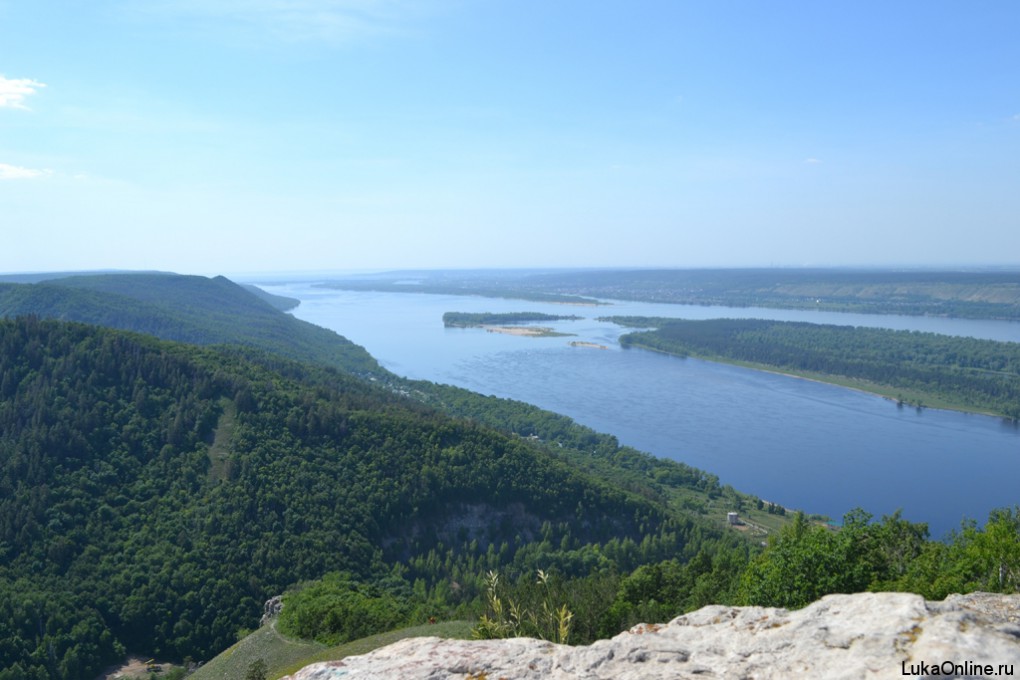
left=259, top=281, right=1020, bottom=538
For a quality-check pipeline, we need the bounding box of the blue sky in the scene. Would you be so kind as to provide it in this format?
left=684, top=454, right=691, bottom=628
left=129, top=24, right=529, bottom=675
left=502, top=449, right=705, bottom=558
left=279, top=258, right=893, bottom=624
left=2, top=1, right=1018, bottom=275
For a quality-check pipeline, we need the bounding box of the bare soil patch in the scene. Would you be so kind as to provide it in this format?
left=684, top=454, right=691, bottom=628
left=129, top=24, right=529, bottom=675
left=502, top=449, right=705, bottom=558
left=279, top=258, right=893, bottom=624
left=94, top=655, right=172, bottom=680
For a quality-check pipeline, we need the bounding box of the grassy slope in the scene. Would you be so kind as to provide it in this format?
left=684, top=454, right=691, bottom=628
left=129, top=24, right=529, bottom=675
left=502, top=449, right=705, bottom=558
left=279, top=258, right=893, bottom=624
left=186, top=622, right=323, bottom=680
left=190, top=623, right=473, bottom=680
left=189, top=620, right=474, bottom=680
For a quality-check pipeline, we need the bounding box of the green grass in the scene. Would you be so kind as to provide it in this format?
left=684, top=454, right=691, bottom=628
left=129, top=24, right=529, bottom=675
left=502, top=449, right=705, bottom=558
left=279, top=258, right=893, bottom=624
left=189, top=620, right=474, bottom=680
left=271, top=621, right=475, bottom=679
left=188, top=623, right=324, bottom=680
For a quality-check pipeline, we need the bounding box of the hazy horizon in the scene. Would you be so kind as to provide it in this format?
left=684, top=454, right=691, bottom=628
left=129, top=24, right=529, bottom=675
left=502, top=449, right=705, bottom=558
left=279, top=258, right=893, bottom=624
left=3, top=2, right=1018, bottom=274
left=5, top=263, right=1020, bottom=283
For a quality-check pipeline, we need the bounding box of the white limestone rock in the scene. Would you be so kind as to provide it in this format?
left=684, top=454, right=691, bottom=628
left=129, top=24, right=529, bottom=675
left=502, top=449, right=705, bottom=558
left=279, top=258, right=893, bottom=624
left=281, top=592, right=1020, bottom=679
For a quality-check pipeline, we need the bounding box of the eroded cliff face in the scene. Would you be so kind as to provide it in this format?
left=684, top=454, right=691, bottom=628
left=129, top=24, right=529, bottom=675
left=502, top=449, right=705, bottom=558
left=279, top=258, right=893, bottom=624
left=282, top=592, right=1020, bottom=680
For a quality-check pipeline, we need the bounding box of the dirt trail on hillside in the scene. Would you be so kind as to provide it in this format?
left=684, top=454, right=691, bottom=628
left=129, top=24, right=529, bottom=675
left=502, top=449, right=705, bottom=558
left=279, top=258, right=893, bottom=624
left=94, top=655, right=164, bottom=679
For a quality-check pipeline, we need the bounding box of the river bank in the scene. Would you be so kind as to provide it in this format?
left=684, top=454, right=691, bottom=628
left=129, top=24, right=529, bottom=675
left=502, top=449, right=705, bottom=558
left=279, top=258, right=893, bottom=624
left=262, top=282, right=1020, bottom=537
left=621, top=341, right=1012, bottom=420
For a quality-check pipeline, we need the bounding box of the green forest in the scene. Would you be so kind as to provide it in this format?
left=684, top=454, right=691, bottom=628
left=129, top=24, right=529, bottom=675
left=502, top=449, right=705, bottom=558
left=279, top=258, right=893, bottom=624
left=607, top=317, right=1020, bottom=419
left=442, top=312, right=582, bottom=327
left=0, top=317, right=747, bottom=678
left=0, top=274, right=381, bottom=377
left=0, top=273, right=1018, bottom=679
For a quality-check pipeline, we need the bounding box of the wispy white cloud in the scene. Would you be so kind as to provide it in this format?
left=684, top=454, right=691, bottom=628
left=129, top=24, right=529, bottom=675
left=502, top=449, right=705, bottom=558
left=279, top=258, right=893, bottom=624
left=804, top=158, right=822, bottom=165
left=125, top=0, right=423, bottom=45
left=0, top=75, right=46, bottom=110
left=0, top=163, right=53, bottom=180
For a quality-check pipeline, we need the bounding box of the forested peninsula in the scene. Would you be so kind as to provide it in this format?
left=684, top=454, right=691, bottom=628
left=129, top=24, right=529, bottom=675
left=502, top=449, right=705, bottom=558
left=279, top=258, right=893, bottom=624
left=606, top=316, right=1020, bottom=419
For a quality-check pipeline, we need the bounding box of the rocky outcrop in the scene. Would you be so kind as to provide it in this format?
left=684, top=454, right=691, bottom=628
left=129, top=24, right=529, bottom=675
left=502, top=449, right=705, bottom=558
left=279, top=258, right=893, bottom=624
left=281, top=592, right=1020, bottom=679
left=261, top=595, right=284, bottom=626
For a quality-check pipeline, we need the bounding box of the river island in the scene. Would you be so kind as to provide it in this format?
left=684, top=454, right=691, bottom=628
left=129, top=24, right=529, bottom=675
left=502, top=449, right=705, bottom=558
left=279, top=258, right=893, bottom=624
left=443, top=311, right=581, bottom=337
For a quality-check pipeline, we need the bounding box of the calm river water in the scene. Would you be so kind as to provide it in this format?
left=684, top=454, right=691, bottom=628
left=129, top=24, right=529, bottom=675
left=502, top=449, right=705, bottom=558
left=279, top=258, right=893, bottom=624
left=258, top=282, right=1020, bottom=538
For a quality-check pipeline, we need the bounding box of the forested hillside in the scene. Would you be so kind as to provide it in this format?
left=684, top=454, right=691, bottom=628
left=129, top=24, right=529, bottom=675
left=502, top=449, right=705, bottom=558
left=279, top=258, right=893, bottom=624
left=2, top=274, right=1017, bottom=679
left=0, top=273, right=379, bottom=376
left=0, top=274, right=744, bottom=520
left=0, top=317, right=738, bottom=678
